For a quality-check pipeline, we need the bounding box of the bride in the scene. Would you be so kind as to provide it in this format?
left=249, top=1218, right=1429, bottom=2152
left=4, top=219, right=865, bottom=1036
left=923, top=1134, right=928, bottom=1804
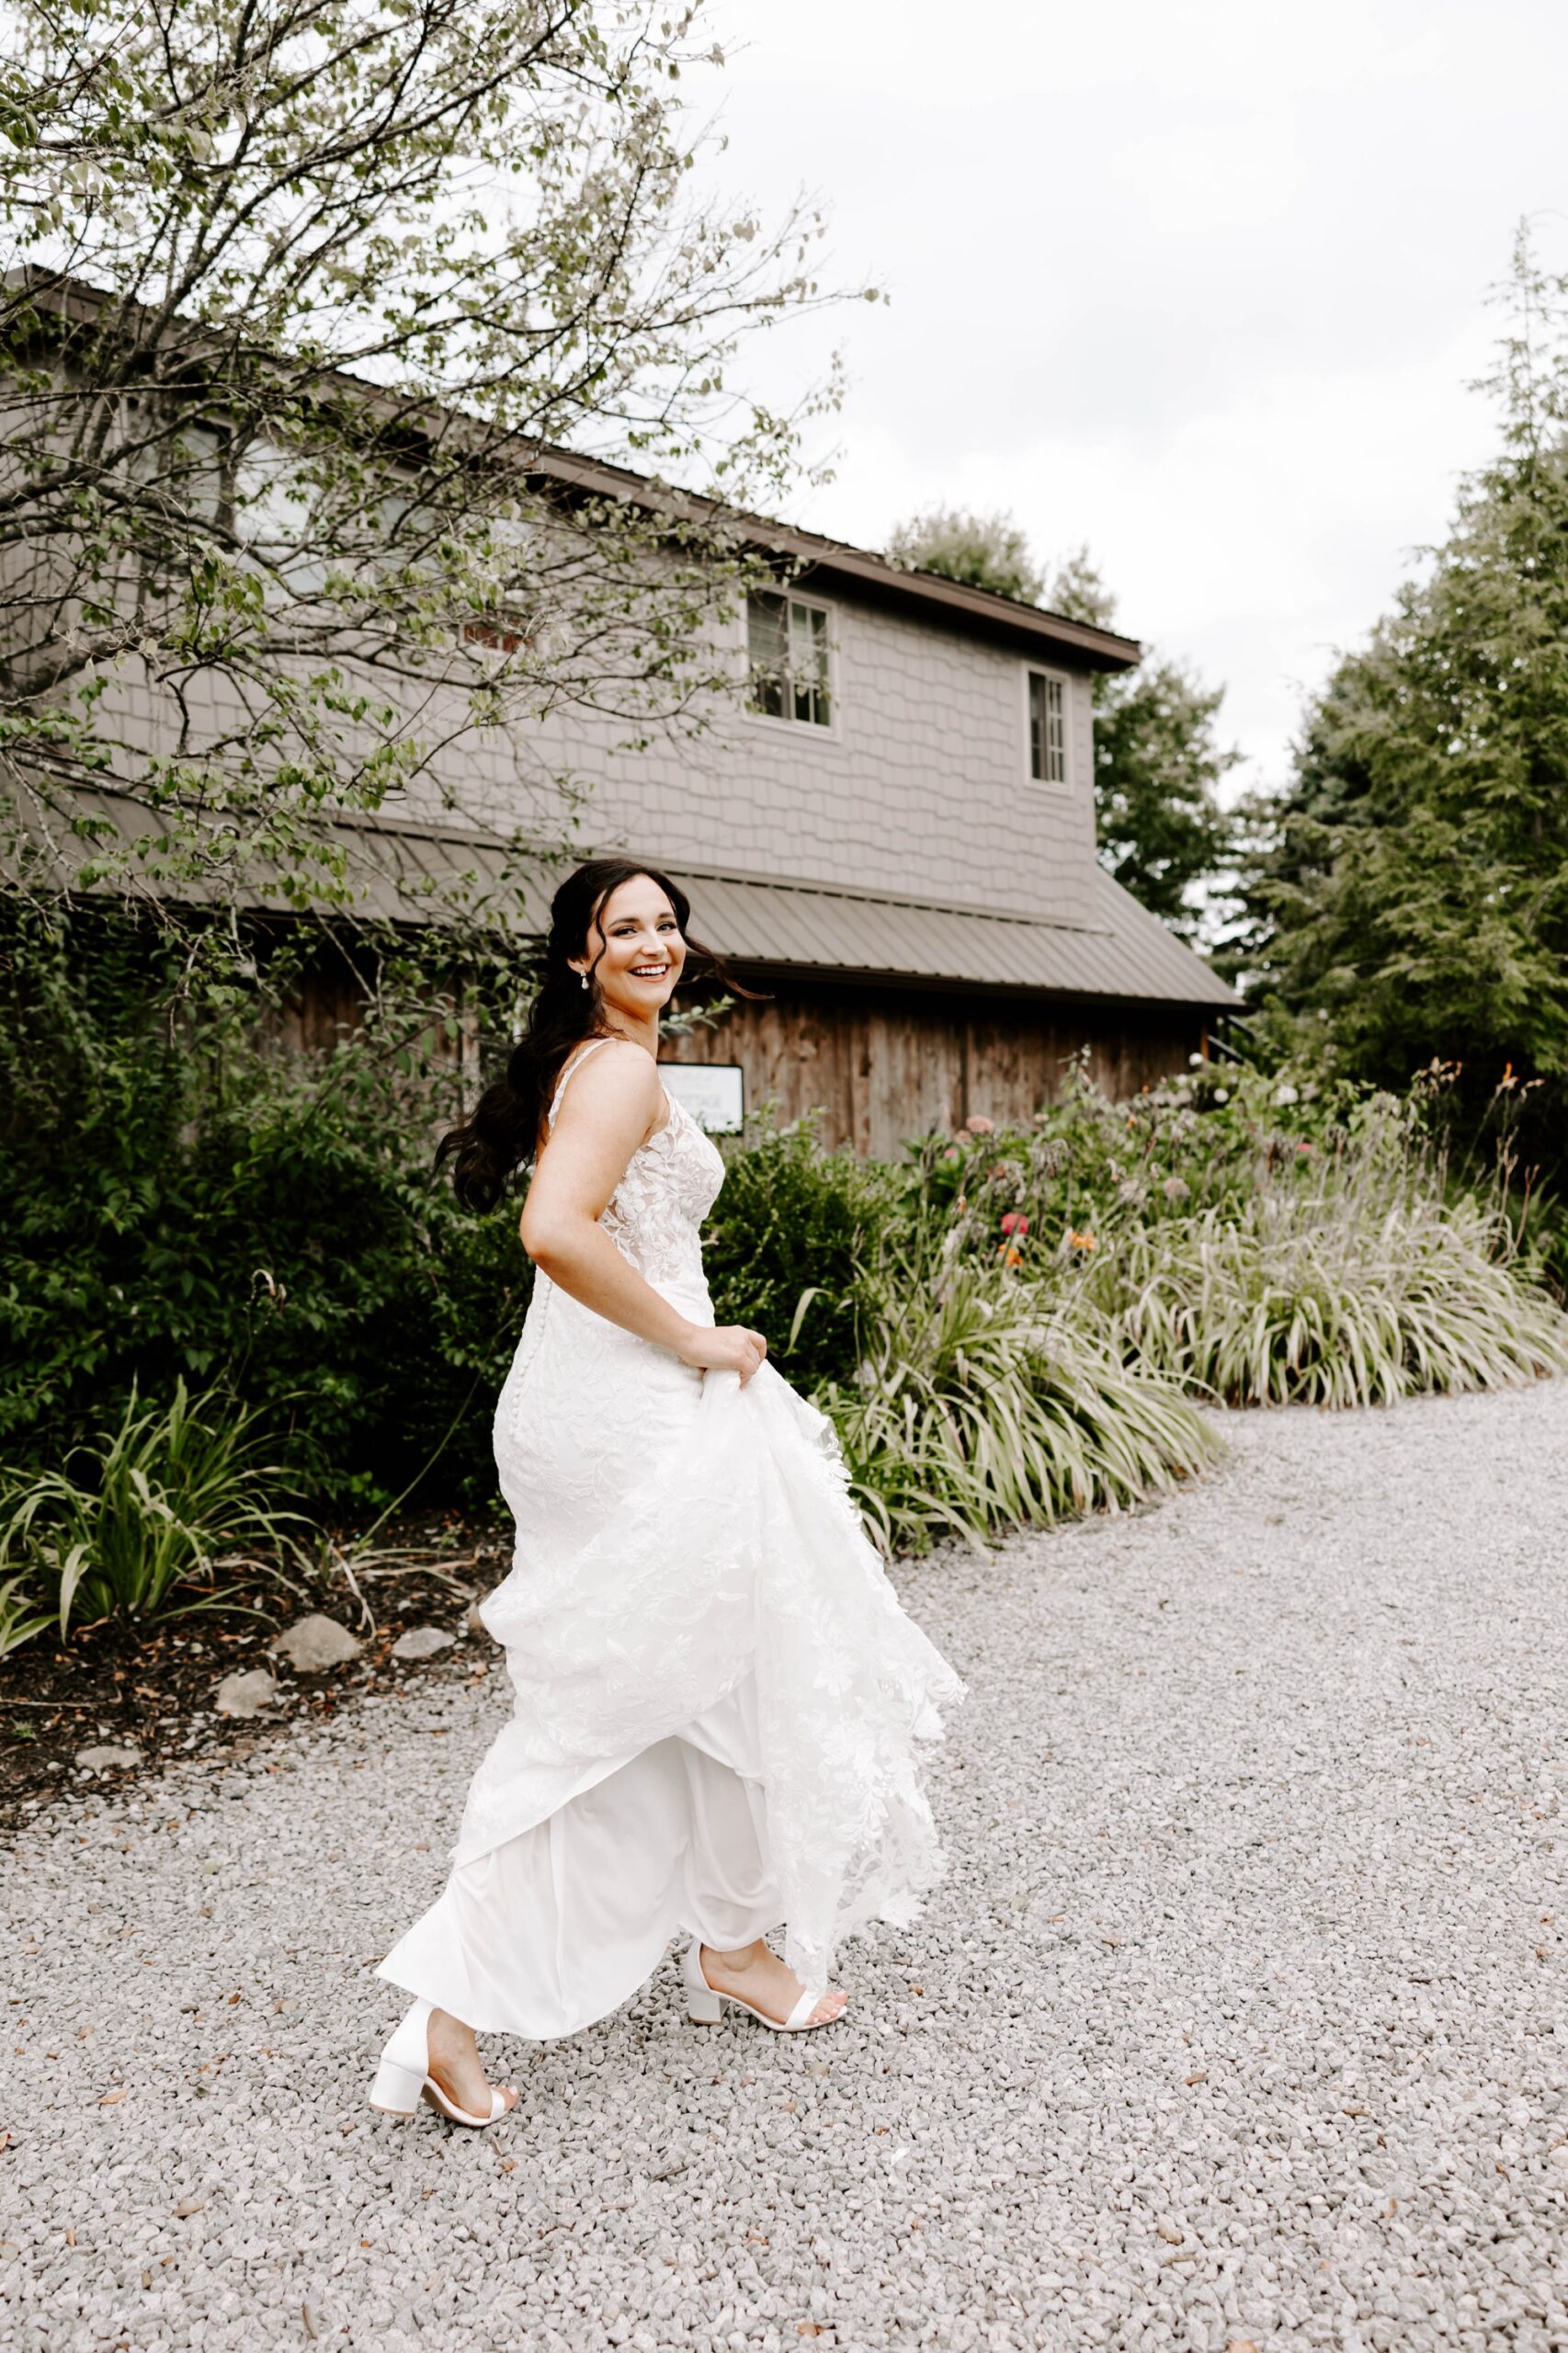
left=369, top=858, right=962, bottom=2128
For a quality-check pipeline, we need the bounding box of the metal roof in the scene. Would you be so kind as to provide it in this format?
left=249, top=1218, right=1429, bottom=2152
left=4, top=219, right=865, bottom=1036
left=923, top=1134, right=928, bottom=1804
left=12, top=786, right=1232, bottom=1007
left=654, top=860, right=1237, bottom=1009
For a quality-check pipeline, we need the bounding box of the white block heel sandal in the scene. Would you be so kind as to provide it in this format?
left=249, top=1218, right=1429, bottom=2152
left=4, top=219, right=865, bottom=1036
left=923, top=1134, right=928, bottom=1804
left=368, top=1998, right=514, bottom=2128
left=682, top=1938, right=840, bottom=2034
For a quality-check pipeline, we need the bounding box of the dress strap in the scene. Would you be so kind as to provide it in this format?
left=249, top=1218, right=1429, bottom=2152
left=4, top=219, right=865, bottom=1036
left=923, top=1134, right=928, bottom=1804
left=546, top=1036, right=619, bottom=1129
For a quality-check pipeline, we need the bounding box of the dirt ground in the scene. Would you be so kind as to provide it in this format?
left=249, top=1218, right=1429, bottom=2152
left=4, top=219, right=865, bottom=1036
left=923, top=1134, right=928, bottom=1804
left=0, top=1516, right=510, bottom=1830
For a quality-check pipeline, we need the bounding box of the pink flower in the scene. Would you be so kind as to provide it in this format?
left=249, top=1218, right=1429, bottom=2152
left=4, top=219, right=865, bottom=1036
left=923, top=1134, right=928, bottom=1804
left=1000, top=1211, right=1030, bottom=1236
left=963, top=1114, right=994, bottom=1135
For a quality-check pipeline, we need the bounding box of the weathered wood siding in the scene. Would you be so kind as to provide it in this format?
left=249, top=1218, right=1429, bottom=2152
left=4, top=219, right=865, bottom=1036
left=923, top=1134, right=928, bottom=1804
left=662, top=978, right=1207, bottom=1159
left=261, top=949, right=481, bottom=1100
left=275, top=958, right=1208, bottom=1159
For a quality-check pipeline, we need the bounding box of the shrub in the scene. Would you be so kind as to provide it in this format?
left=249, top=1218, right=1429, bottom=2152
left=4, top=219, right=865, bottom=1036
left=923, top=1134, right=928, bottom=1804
left=911, top=1060, right=1568, bottom=1413
left=11, top=904, right=1561, bottom=1581
left=0, top=1381, right=306, bottom=1642
left=0, top=909, right=532, bottom=1509
left=920, top=1055, right=1373, bottom=1273
left=703, top=1115, right=896, bottom=1391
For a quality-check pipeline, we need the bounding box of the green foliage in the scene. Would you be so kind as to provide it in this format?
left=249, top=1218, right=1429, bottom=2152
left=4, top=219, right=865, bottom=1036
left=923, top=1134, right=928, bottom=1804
left=885, top=506, right=1046, bottom=605
left=0, top=906, right=533, bottom=1509
left=9, top=909, right=1562, bottom=1581
left=702, top=1116, right=895, bottom=1391
left=917, top=1061, right=1568, bottom=1414
left=0, top=1380, right=305, bottom=1642
left=1098, top=1191, right=1568, bottom=1406
left=0, top=1574, right=51, bottom=1658
left=916, top=1054, right=1351, bottom=1265
left=1234, top=231, right=1568, bottom=1155
left=822, top=1223, right=1218, bottom=1558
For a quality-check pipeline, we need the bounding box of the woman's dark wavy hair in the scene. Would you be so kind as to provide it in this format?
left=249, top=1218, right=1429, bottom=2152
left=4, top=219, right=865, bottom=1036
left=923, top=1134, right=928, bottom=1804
left=437, top=858, right=756, bottom=1211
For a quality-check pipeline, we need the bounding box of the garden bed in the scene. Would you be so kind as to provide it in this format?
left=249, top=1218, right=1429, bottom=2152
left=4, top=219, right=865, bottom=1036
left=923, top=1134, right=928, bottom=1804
left=0, top=1515, right=508, bottom=1832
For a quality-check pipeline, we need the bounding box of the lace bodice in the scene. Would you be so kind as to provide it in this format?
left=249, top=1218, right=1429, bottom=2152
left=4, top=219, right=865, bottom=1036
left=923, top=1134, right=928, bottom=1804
left=546, top=1039, right=725, bottom=1293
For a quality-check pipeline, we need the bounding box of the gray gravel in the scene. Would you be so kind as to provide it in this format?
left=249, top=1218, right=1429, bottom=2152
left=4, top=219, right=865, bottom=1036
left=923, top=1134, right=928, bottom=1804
left=5, top=1381, right=1568, bottom=2352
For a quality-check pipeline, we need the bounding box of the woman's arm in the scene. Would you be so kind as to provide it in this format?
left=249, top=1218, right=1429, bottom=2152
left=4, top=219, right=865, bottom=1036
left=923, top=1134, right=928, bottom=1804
left=518, top=1042, right=767, bottom=1384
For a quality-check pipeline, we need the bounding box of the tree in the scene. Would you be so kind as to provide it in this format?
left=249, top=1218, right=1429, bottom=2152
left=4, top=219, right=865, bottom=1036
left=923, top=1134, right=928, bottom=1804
left=1236, top=230, right=1568, bottom=1107
left=0, top=0, right=843, bottom=948
left=885, top=505, right=1045, bottom=605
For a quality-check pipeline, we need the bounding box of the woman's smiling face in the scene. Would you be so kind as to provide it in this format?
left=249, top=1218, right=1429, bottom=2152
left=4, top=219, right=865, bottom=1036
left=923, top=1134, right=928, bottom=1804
left=576, top=873, right=686, bottom=1019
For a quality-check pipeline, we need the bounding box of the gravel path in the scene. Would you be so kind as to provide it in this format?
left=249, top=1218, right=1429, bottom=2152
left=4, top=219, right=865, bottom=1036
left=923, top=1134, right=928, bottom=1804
left=5, top=1382, right=1568, bottom=2353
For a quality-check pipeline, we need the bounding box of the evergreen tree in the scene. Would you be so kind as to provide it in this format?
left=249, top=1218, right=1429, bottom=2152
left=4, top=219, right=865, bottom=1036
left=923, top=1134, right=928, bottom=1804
left=1237, top=231, right=1568, bottom=1104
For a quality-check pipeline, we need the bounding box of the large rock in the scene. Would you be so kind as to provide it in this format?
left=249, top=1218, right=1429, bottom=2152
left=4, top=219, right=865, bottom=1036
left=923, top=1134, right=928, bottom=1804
left=392, top=1625, right=456, bottom=1663
left=268, top=1614, right=361, bottom=1674
left=75, top=1745, right=140, bottom=1772
left=214, top=1668, right=279, bottom=1720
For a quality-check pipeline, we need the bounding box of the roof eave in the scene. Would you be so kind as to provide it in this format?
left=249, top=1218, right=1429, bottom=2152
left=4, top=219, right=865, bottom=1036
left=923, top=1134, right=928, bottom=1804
left=11, top=269, right=1141, bottom=672
left=713, top=956, right=1236, bottom=1013
left=789, top=551, right=1141, bottom=670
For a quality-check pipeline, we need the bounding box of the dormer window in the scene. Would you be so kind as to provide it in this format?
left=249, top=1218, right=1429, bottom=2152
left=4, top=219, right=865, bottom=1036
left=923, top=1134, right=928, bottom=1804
left=1027, top=667, right=1067, bottom=785
left=746, top=590, right=833, bottom=727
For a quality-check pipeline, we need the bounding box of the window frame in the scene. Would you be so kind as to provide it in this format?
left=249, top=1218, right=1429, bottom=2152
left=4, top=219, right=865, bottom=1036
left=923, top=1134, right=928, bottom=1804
left=743, top=586, right=838, bottom=736
left=1023, top=663, right=1073, bottom=790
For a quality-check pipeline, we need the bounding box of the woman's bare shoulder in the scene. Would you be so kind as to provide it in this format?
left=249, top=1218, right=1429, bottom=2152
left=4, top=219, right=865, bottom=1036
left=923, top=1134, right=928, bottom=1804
left=579, top=1034, right=659, bottom=1082
left=555, top=1036, right=662, bottom=1123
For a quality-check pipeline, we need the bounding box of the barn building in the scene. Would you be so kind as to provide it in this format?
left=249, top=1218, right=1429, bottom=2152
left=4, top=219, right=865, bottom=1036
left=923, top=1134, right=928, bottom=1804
left=472, top=499, right=1236, bottom=1154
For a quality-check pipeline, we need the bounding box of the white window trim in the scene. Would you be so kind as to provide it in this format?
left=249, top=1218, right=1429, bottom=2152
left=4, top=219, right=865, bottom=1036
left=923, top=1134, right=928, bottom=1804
left=742, top=587, right=840, bottom=740
left=1022, top=662, right=1073, bottom=791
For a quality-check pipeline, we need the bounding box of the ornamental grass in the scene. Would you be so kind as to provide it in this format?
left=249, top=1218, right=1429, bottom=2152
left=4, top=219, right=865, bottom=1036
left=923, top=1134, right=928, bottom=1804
left=1096, top=1188, right=1568, bottom=1408
left=823, top=1242, right=1219, bottom=1557
left=0, top=1380, right=307, bottom=1641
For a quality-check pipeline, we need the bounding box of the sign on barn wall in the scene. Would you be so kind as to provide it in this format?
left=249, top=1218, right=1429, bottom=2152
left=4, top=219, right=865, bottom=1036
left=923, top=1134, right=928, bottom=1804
left=660, top=1062, right=745, bottom=1133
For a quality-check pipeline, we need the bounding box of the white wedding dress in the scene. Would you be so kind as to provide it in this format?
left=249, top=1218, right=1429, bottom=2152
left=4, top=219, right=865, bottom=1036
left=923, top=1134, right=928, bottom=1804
left=378, top=1038, right=962, bottom=2033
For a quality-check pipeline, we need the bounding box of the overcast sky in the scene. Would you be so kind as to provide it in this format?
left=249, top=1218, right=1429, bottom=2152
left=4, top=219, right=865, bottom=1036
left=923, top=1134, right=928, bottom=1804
left=696, top=0, right=1568, bottom=797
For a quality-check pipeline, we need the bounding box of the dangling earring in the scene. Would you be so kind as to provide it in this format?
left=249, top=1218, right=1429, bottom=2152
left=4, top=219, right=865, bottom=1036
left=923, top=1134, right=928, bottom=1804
left=579, top=972, right=589, bottom=992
